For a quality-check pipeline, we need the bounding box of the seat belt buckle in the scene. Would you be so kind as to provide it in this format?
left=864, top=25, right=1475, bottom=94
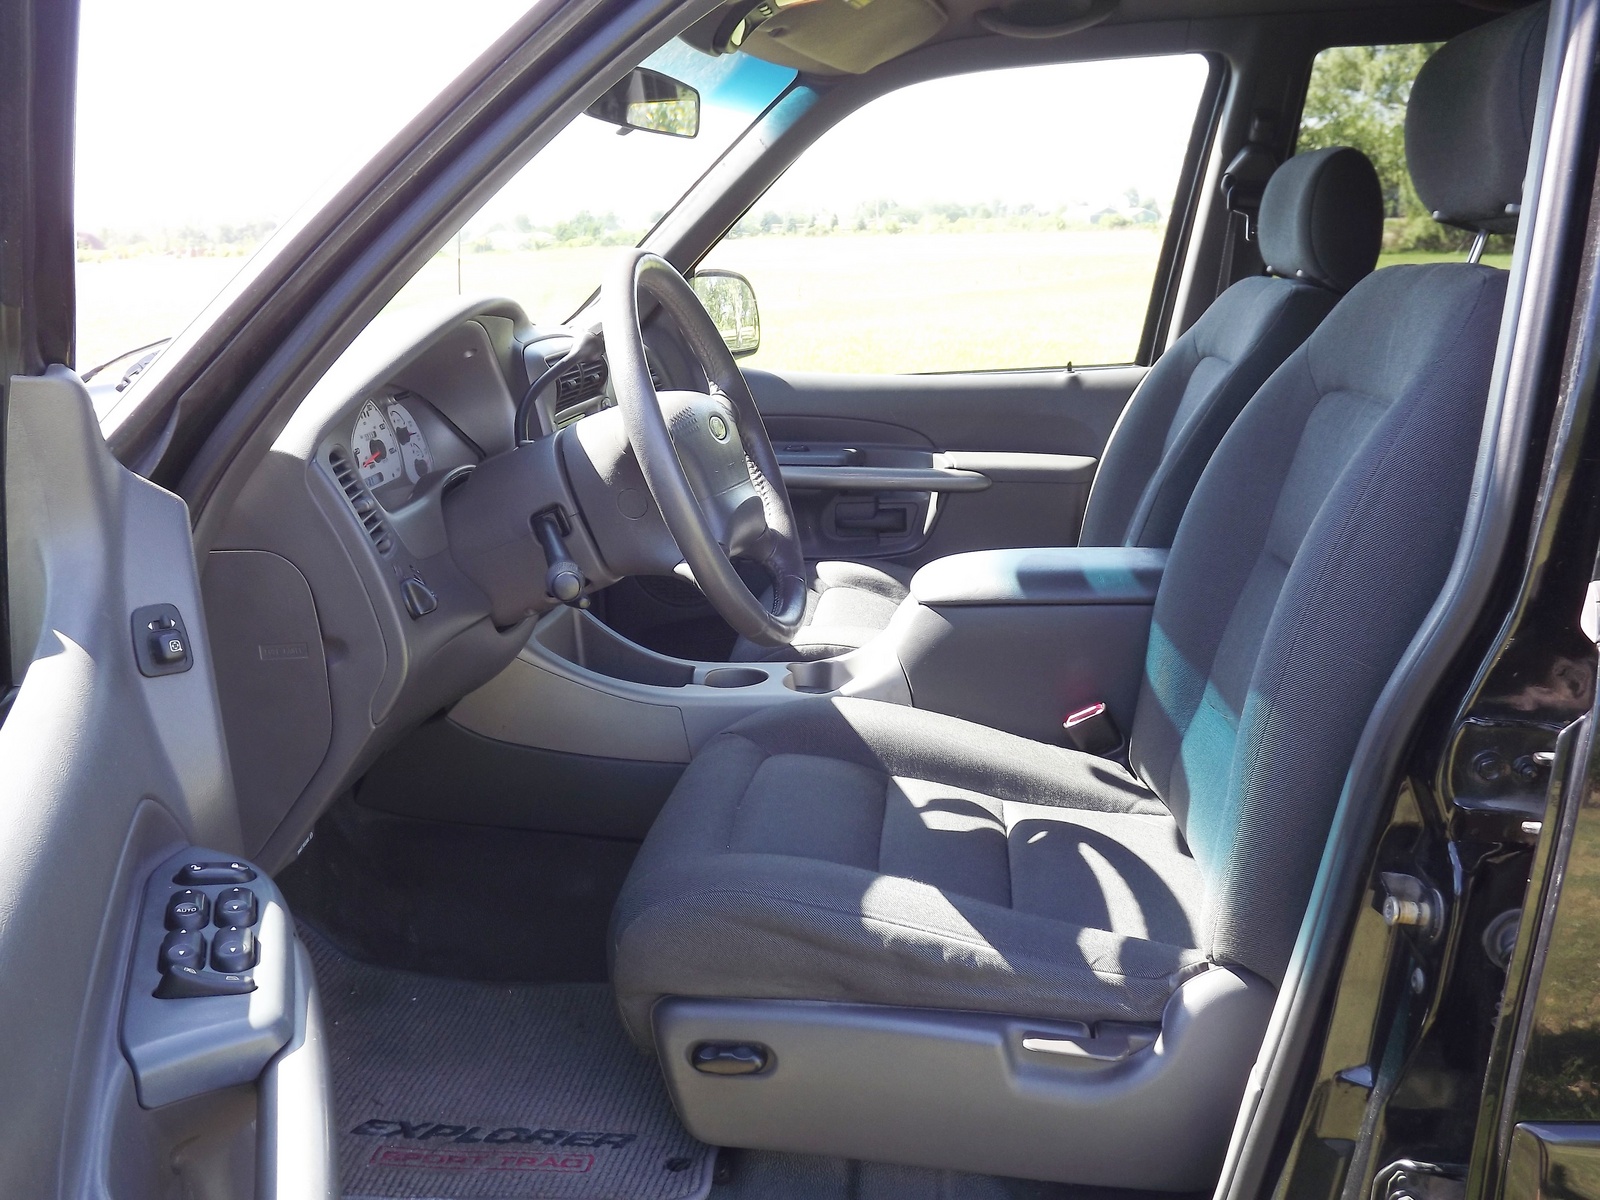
left=1063, top=702, right=1122, bottom=756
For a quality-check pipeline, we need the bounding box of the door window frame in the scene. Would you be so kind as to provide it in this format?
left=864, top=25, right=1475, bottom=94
left=679, top=50, right=1228, bottom=375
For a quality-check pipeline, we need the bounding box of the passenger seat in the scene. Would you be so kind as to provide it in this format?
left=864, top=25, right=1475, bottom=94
left=732, top=145, right=1385, bottom=662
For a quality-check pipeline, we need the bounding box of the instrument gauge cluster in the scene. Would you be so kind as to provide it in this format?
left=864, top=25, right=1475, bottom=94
left=387, top=399, right=433, bottom=484
left=348, top=393, right=437, bottom=504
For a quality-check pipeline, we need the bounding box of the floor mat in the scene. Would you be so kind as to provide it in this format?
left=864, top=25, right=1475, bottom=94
left=306, top=925, right=714, bottom=1200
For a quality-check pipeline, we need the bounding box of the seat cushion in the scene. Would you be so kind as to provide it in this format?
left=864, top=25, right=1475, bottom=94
left=731, top=559, right=914, bottom=662
left=610, top=698, right=1209, bottom=1049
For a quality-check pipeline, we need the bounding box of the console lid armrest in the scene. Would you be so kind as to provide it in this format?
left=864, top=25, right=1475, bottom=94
left=910, top=547, right=1168, bottom=607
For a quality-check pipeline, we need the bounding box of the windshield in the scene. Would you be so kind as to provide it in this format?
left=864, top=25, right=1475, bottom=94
left=74, top=0, right=546, bottom=380
left=387, top=44, right=797, bottom=324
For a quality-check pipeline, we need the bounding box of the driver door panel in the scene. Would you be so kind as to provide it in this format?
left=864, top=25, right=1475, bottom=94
left=1, top=370, right=337, bottom=1199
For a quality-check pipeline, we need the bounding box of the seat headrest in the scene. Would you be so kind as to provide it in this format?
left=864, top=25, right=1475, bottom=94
left=1405, top=3, right=1548, bottom=234
left=1258, top=146, right=1383, bottom=293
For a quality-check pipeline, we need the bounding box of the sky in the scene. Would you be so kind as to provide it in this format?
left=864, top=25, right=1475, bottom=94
left=756, top=56, right=1210, bottom=216
left=74, top=0, right=535, bottom=231
left=75, top=0, right=1212, bottom=238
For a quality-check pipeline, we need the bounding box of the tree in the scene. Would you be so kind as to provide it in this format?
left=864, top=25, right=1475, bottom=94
left=1298, top=43, right=1436, bottom=220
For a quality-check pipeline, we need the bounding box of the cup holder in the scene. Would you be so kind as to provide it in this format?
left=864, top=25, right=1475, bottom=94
left=702, top=667, right=769, bottom=689
left=785, top=660, right=852, bottom=694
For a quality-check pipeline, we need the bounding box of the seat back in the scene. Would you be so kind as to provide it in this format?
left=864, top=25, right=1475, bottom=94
left=1080, top=146, right=1383, bottom=548
left=1127, top=2, right=1547, bottom=986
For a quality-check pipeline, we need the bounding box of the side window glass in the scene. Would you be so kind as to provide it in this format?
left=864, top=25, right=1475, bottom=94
left=698, top=55, right=1212, bottom=375
left=1299, top=43, right=1513, bottom=266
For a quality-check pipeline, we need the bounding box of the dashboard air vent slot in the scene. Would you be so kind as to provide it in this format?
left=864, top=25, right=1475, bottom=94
left=328, top=445, right=393, bottom=554
left=556, top=357, right=608, bottom=403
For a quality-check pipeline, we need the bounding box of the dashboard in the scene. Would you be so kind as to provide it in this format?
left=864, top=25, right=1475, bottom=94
left=203, top=298, right=620, bottom=861
left=201, top=289, right=703, bottom=871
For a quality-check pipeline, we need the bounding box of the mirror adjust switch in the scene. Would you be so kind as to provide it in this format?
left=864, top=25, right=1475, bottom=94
left=174, top=860, right=256, bottom=885
left=165, top=890, right=210, bottom=931
left=214, top=887, right=258, bottom=928
left=150, top=630, right=187, bottom=664
left=131, top=604, right=194, bottom=677
left=211, top=927, right=257, bottom=974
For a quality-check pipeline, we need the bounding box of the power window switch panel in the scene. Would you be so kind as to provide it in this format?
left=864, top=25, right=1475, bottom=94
left=214, top=886, right=258, bottom=928
left=165, top=890, right=210, bottom=931
left=159, top=929, right=206, bottom=973
left=211, top=927, right=257, bottom=974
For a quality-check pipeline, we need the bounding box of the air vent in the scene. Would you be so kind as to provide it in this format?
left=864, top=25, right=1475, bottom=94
left=328, top=446, right=393, bottom=554
left=556, top=357, right=608, bottom=403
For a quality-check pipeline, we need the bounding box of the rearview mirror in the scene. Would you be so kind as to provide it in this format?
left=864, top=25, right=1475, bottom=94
left=586, top=68, right=700, bottom=138
left=693, top=270, right=761, bottom=358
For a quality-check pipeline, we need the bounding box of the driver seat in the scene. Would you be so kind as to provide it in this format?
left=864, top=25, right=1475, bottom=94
left=730, top=143, right=1384, bottom=662
left=612, top=5, right=1544, bottom=1188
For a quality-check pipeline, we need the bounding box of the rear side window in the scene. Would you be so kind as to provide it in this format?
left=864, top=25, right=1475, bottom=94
left=1298, top=43, right=1512, bottom=266
left=699, top=54, right=1214, bottom=375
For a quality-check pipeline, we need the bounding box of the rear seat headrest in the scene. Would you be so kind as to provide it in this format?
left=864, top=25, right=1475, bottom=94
left=1258, top=146, right=1383, bottom=293
left=1405, top=2, right=1548, bottom=234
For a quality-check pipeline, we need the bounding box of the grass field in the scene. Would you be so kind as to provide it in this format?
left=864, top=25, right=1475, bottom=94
left=74, top=233, right=1514, bottom=377
left=1514, top=808, right=1600, bottom=1121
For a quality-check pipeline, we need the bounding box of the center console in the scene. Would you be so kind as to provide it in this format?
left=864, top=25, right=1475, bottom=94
left=448, top=603, right=911, bottom=764
left=449, top=546, right=1164, bottom=766
left=890, top=546, right=1166, bottom=744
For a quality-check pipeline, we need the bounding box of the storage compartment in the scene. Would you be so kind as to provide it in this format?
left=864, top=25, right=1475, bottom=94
left=895, top=547, right=1167, bottom=744
left=532, top=604, right=694, bottom=687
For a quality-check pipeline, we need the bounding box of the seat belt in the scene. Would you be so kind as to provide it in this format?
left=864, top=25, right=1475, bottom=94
left=1215, top=112, right=1282, bottom=296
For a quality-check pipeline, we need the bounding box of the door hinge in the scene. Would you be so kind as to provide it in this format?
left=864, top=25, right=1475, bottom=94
left=1374, top=1160, right=1464, bottom=1200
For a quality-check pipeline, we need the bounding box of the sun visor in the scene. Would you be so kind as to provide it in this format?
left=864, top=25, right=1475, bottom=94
left=738, top=0, right=948, bottom=75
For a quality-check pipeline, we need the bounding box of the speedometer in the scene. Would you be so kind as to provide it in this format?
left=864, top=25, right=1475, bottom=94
left=351, top=399, right=402, bottom=491
left=387, top=398, right=434, bottom=483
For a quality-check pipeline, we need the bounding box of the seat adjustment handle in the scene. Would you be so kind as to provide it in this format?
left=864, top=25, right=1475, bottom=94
left=691, top=1041, right=772, bottom=1076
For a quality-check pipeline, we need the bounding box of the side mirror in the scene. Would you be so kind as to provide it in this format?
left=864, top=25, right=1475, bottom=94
left=585, top=68, right=699, bottom=138
left=692, top=270, right=761, bottom=358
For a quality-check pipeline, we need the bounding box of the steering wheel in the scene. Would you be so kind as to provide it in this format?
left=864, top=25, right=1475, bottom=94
left=604, top=248, right=806, bottom=649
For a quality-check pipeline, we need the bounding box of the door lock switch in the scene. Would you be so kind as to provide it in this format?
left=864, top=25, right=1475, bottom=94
left=173, top=860, right=257, bottom=885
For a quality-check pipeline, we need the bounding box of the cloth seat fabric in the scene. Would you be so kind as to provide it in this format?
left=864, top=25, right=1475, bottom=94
left=611, top=698, right=1206, bottom=1045
left=733, top=146, right=1383, bottom=663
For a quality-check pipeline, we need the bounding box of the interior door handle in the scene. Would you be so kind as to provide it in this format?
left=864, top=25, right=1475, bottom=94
left=833, top=499, right=909, bottom=534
